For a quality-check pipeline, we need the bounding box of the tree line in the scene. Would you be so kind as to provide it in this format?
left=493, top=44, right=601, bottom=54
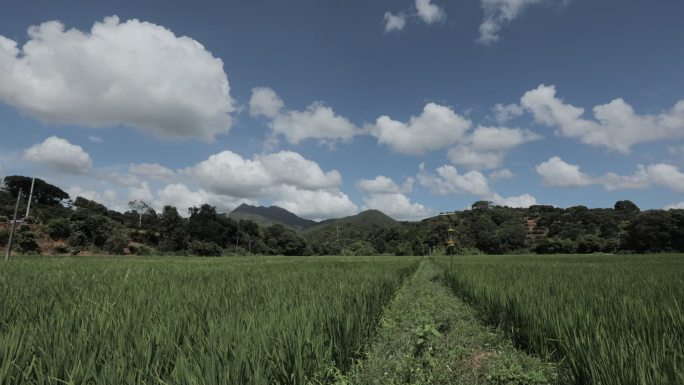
left=1, top=175, right=683, bottom=256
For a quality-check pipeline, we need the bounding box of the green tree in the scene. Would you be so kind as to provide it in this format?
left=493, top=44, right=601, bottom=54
left=3, top=176, right=69, bottom=206
left=72, top=196, right=108, bottom=215
left=471, top=200, right=492, bottom=212
left=46, top=218, right=71, bottom=240
left=278, top=231, right=311, bottom=256
left=614, top=200, right=640, bottom=214
left=187, top=204, right=236, bottom=247
left=577, top=234, right=604, bottom=253
left=103, top=231, right=130, bottom=254
left=623, top=211, right=677, bottom=252
left=158, top=206, right=186, bottom=251
left=15, top=227, right=40, bottom=254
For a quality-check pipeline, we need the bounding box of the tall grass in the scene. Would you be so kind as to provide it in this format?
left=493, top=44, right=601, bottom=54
left=441, top=254, right=684, bottom=385
left=0, top=256, right=418, bottom=385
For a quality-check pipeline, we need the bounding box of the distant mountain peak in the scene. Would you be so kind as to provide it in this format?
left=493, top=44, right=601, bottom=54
left=229, top=204, right=316, bottom=230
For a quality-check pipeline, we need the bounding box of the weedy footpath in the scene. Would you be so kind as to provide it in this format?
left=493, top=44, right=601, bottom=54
left=343, top=259, right=560, bottom=385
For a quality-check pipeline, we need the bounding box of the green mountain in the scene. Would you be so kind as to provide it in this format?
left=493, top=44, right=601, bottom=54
left=303, top=210, right=403, bottom=255
left=305, top=209, right=399, bottom=238
left=227, top=204, right=317, bottom=230
left=308, top=209, right=398, bottom=231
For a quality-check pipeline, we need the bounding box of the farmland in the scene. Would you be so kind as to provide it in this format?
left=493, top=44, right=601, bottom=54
left=0, top=254, right=682, bottom=385
left=440, top=254, right=684, bottom=385
left=0, top=256, right=418, bottom=384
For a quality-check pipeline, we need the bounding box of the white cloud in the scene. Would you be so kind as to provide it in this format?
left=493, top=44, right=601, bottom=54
left=0, top=16, right=234, bottom=140
left=492, top=103, right=524, bottom=123
left=271, top=186, right=358, bottom=221
left=536, top=156, right=593, bottom=187
left=645, top=164, right=684, bottom=193
left=447, top=126, right=540, bottom=169
left=129, top=163, right=175, bottom=181
left=157, top=183, right=253, bottom=215
left=383, top=12, right=407, bottom=32
left=447, top=146, right=504, bottom=169
left=251, top=88, right=359, bottom=144
left=357, top=175, right=431, bottom=221
left=270, top=102, right=359, bottom=144
left=88, top=136, right=103, bottom=143
left=601, top=167, right=649, bottom=190
left=491, top=193, right=537, bottom=208
left=415, top=0, right=446, bottom=24
left=536, top=156, right=684, bottom=193
left=249, top=87, right=284, bottom=119
left=186, top=150, right=342, bottom=198
left=477, top=0, right=544, bottom=44
left=259, top=152, right=342, bottom=189
left=371, top=103, right=472, bottom=155
left=418, top=163, right=492, bottom=196
left=357, top=175, right=414, bottom=194
left=128, top=181, right=154, bottom=203
left=521, top=84, right=684, bottom=153
left=67, top=186, right=123, bottom=211
left=469, top=126, right=540, bottom=151
left=665, top=202, right=684, bottom=210
left=362, top=192, right=433, bottom=221
left=104, top=171, right=145, bottom=189
left=40, top=148, right=356, bottom=220
left=418, top=163, right=536, bottom=207
left=489, top=168, right=515, bottom=181
left=23, top=136, right=92, bottom=174
left=382, top=0, right=443, bottom=34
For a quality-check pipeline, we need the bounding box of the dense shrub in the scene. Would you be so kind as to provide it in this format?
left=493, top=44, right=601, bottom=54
left=68, top=230, right=88, bottom=248
left=577, top=234, right=604, bottom=254
left=0, top=228, right=8, bottom=247
left=47, top=218, right=71, bottom=240
left=103, top=231, right=129, bottom=255
left=128, top=243, right=154, bottom=255
left=534, top=237, right=577, bottom=254
left=16, top=227, right=40, bottom=254
left=52, top=242, right=69, bottom=254
left=189, top=240, right=223, bottom=256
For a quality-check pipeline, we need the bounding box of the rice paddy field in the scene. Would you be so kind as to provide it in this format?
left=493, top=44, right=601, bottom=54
left=440, top=254, right=684, bottom=385
left=0, top=256, right=419, bottom=385
left=0, top=254, right=682, bottom=385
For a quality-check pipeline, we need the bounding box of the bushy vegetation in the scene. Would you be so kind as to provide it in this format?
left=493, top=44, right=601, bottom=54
left=0, top=256, right=419, bottom=384
left=3, top=175, right=684, bottom=256
left=188, top=240, right=223, bottom=256
left=440, top=254, right=684, bottom=385
left=0, top=228, right=8, bottom=247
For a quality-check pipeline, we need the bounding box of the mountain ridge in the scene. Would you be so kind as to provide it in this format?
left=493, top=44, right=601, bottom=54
left=227, top=203, right=317, bottom=230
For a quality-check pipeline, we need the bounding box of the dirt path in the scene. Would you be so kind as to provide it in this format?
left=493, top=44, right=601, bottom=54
left=344, top=259, right=560, bottom=385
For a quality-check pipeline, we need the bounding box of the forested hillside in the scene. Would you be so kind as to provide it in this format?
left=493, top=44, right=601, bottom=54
left=1, top=175, right=683, bottom=256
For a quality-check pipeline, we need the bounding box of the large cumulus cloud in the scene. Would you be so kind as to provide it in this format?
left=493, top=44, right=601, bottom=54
left=0, top=16, right=235, bottom=140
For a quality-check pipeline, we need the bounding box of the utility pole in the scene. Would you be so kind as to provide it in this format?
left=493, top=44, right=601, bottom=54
left=24, top=177, right=35, bottom=219
left=5, top=189, right=23, bottom=261
left=439, top=211, right=458, bottom=270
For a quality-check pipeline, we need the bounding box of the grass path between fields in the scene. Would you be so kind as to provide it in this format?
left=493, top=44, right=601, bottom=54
left=342, top=259, right=561, bottom=385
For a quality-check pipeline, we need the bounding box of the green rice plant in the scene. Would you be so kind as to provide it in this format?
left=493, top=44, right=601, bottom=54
left=440, top=254, right=684, bottom=385
left=0, top=255, right=419, bottom=385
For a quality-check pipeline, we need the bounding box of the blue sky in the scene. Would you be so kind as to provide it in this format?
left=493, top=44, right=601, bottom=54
left=1, top=0, right=683, bottom=220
